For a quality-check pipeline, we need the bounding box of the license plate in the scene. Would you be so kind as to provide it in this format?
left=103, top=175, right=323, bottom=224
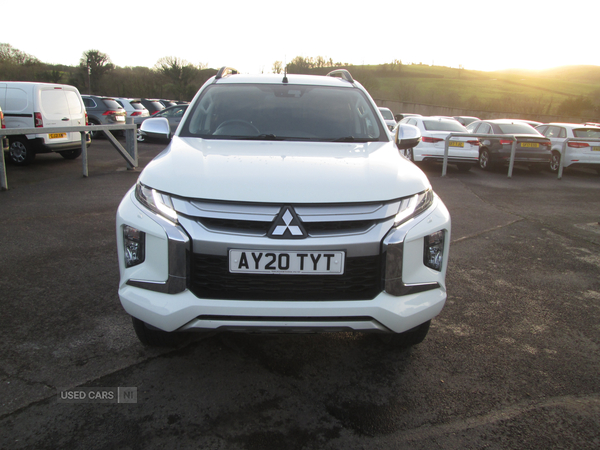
left=521, top=143, right=539, bottom=148
left=229, top=250, right=345, bottom=275
left=49, top=133, right=66, bottom=139
left=116, top=115, right=125, bottom=122
left=449, top=141, right=464, bottom=147
left=592, top=146, right=600, bottom=152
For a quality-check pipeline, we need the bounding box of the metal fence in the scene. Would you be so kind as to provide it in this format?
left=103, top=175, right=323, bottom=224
left=0, top=119, right=137, bottom=191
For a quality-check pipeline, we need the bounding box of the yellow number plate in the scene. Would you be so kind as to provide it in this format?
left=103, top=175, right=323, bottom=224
left=449, top=141, right=464, bottom=147
left=521, top=143, right=539, bottom=148
left=592, top=146, right=600, bottom=152
left=49, top=133, right=67, bottom=139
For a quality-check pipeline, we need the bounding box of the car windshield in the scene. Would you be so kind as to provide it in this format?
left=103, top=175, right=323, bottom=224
left=181, top=84, right=385, bottom=142
left=379, top=109, right=394, bottom=120
left=573, top=128, right=600, bottom=139
left=496, top=123, right=539, bottom=135
left=423, top=119, right=465, bottom=132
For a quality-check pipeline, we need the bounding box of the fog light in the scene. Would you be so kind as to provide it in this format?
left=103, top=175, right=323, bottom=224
left=124, top=225, right=145, bottom=268
left=424, top=230, right=445, bottom=271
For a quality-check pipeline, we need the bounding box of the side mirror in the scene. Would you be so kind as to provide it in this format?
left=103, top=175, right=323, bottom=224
left=395, top=123, right=421, bottom=150
left=140, top=117, right=171, bottom=141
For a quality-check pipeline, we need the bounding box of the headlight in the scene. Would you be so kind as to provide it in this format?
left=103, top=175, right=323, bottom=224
left=393, top=189, right=434, bottom=227
left=135, top=182, right=178, bottom=222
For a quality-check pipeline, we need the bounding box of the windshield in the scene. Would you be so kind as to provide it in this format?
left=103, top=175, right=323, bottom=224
left=423, top=119, right=465, bottom=132
left=180, top=84, right=386, bottom=142
left=496, top=123, right=540, bottom=135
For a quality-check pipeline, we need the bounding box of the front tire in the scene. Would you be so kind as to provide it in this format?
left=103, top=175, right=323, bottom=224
left=8, top=138, right=36, bottom=166
left=59, top=149, right=82, bottom=160
left=381, top=320, right=431, bottom=348
left=131, top=317, right=185, bottom=347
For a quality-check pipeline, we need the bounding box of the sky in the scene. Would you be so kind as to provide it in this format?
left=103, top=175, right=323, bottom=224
left=3, top=0, right=599, bottom=74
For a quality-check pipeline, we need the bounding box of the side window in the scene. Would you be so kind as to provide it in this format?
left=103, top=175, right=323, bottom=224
left=466, top=122, right=478, bottom=133
left=477, top=123, right=491, bottom=134
left=536, top=125, right=548, bottom=136
left=558, top=127, right=567, bottom=138
left=82, top=98, right=96, bottom=108
left=546, top=126, right=560, bottom=138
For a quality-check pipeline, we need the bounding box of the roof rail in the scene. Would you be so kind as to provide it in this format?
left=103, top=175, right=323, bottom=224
left=326, top=69, right=354, bottom=84
left=215, top=66, right=238, bottom=79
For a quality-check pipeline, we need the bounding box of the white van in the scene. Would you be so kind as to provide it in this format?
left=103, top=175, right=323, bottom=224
left=0, top=82, right=90, bottom=165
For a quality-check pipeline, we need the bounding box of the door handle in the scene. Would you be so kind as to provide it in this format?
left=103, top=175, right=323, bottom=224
left=62, top=117, right=70, bottom=121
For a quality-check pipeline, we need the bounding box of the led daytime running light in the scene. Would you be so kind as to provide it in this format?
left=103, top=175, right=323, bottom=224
left=135, top=183, right=178, bottom=222
left=394, top=189, right=434, bottom=227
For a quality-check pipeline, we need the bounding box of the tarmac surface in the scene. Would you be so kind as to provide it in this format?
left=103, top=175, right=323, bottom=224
left=1, top=139, right=599, bottom=449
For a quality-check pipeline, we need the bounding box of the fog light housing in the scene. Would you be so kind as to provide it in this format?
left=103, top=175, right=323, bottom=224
left=424, top=230, right=445, bottom=271
left=124, top=225, right=145, bottom=268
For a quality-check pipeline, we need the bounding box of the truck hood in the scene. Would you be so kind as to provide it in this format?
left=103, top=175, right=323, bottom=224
left=139, top=137, right=431, bottom=203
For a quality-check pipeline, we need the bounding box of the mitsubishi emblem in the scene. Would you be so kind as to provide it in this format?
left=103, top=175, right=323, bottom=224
left=268, top=206, right=306, bottom=239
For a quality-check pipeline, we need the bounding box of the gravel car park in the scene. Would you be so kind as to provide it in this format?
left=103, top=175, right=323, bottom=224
left=1, top=139, right=599, bottom=449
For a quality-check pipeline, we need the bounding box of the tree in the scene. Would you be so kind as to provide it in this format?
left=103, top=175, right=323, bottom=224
left=79, top=50, right=114, bottom=94
left=0, top=43, right=40, bottom=64
left=154, top=56, right=197, bottom=100
left=272, top=61, right=283, bottom=74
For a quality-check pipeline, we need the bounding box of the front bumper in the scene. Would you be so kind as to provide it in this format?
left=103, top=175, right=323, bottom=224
left=116, top=186, right=451, bottom=334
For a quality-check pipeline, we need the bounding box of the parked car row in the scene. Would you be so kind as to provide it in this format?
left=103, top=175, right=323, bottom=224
left=395, top=114, right=600, bottom=174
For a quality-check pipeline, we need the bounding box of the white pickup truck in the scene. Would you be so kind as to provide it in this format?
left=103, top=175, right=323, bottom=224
left=116, top=68, right=451, bottom=347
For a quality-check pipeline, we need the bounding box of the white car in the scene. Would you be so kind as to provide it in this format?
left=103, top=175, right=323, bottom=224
left=114, top=98, right=150, bottom=126
left=378, top=107, right=397, bottom=132
left=535, top=123, right=600, bottom=173
left=400, top=116, right=479, bottom=172
left=117, top=68, right=451, bottom=348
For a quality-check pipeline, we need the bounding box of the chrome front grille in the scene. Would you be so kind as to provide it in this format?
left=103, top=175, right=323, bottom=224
left=171, top=198, right=400, bottom=238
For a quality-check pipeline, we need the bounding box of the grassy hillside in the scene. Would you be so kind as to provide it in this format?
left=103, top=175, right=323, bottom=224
left=352, top=64, right=600, bottom=117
